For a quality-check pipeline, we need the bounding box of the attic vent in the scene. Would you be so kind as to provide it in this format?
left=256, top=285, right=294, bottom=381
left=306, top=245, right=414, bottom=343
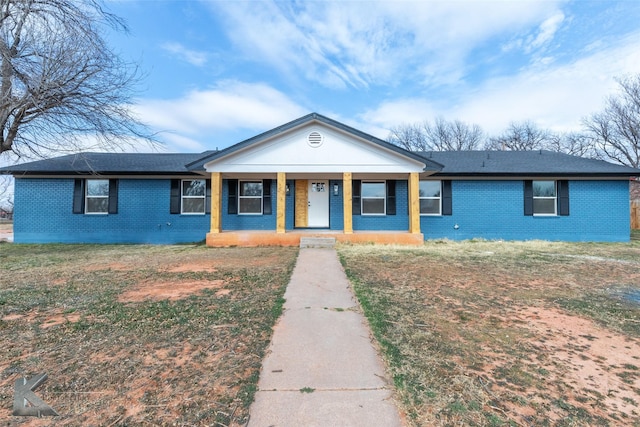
left=307, top=131, right=324, bottom=147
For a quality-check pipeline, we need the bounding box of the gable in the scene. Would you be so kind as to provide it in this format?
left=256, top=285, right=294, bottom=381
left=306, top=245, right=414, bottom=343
left=203, top=121, right=428, bottom=174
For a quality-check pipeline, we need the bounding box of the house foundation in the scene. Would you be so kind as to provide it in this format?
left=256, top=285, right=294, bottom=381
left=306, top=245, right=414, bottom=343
left=206, top=230, right=424, bottom=247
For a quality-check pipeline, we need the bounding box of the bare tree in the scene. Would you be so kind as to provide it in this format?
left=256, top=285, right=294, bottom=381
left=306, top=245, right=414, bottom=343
left=0, top=174, right=12, bottom=215
left=546, top=131, right=596, bottom=157
left=583, top=75, right=640, bottom=168
left=0, top=0, right=152, bottom=158
left=388, top=122, right=428, bottom=151
left=486, top=120, right=554, bottom=151
left=389, top=117, right=484, bottom=151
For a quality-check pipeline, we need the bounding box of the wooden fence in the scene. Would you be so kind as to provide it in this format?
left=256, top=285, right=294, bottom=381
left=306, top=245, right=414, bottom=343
left=633, top=200, right=640, bottom=230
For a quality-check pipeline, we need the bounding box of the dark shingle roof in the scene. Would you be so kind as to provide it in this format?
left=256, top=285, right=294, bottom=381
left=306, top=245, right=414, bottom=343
left=422, top=150, right=640, bottom=177
left=186, top=112, right=444, bottom=172
left=1, top=146, right=638, bottom=179
left=0, top=151, right=216, bottom=175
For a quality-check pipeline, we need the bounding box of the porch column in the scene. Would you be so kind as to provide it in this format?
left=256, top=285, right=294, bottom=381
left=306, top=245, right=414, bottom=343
left=210, top=172, right=222, bottom=233
left=276, top=172, right=286, bottom=234
left=408, top=172, right=421, bottom=234
left=343, top=172, right=353, bottom=234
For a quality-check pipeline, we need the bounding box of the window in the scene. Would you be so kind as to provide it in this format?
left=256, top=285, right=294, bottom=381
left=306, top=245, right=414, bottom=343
left=532, top=180, right=557, bottom=215
left=239, top=181, right=263, bottom=214
left=419, top=181, right=441, bottom=215
left=361, top=181, right=386, bottom=215
left=85, top=180, right=110, bottom=214
left=74, top=179, right=117, bottom=215
left=182, top=179, right=206, bottom=214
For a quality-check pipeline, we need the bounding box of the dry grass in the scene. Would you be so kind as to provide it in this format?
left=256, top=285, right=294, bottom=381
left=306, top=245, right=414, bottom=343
left=338, top=239, right=640, bottom=426
left=0, top=244, right=298, bottom=426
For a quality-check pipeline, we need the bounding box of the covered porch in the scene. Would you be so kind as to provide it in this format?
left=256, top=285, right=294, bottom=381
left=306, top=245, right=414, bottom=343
left=205, top=171, right=425, bottom=247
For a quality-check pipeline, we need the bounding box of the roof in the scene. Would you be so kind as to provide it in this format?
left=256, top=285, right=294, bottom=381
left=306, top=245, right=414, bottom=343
left=0, top=151, right=215, bottom=176
left=3, top=149, right=636, bottom=178
left=1, top=114, right=639, bottom=179
left=422, top=150, right=640, bottom=177
left=185, top=112, right=443, bottom=172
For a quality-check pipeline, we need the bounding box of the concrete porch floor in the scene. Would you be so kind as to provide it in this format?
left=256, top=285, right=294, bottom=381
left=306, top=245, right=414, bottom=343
left=206, top=230, right=424, bottom=247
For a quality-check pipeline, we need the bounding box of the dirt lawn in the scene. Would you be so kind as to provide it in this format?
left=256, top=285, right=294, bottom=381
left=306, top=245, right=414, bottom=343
left=339, top=240, right=640, bottom=426
left=0, top=244, right=298, bottom=426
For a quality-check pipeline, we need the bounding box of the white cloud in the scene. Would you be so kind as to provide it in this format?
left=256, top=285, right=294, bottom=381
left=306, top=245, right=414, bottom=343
left=360, top=30, right=640, bottom=137
left=161, top=42, right=208, bottom=66
left=526, top=12, right=565, bottom=52
left=358, top=99, right=439, bottom=138
left=134, top=81, right=307, bottom=149
left=209, top=0, right=564, bottom=89
left=159, top=133, right=207, bottom=152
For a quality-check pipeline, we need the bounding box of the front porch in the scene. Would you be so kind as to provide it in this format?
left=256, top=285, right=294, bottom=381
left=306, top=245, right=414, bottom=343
left=206, top=230, right=424, bottom=247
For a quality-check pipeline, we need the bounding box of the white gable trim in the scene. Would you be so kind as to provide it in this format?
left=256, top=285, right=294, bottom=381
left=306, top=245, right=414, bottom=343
left=204, top=121, right=426, bottom=174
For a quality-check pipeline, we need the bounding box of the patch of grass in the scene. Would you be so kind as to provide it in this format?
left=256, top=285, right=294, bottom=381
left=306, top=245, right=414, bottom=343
left=299, top=387, right=315, bottom=393
left=0, top=245, right=298, bottom=425
left=338, top=239, right=640, bottom=426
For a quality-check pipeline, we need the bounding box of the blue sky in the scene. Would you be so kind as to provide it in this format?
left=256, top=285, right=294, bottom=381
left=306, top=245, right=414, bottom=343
left=106, top=0, right=640, bottom=153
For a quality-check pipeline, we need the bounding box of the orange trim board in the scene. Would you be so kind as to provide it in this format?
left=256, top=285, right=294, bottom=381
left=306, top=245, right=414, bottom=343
left=206, top=231, right=424, bottom=247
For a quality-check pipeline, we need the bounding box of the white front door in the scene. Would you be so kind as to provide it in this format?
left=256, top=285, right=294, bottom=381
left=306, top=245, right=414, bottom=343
left=307, top=180, right=329, bottom=228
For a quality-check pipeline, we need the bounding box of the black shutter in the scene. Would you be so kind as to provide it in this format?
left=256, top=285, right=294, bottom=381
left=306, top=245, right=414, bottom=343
left=227, top=179, right=238, bottom=214
left=108, top=179, right=118, bottom=214
left=205, top=179, right=212, bottom=214
left=263, top=179, right=272, bottom=215
left=524, top=180, right=533, bottom=216
left=352, top=180, right=361, bottom=215
left=558, top=180, right=570, bottom=216
left=442, top=180, right=452, bottom=216
left=73, top=179, right=85, bottom=214
left=386, top=180, right=396, bottom=215
left=170, top=179, right=181, bottom=214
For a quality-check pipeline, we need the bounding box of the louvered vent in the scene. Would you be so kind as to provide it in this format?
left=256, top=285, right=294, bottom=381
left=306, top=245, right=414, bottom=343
left=307, top=131, right=323, bottom=147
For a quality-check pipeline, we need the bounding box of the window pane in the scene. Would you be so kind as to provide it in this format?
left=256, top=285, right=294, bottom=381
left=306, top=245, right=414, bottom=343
left=419, top=181, right=441, bottom=198
left=86, top=197, right=108, bottom=213
left=182, top=198, right=205, bottom=213
left=420, top=199, right=440, bottom=214
left=533, top=198, right=556, bottom=215
left=240, top=182, right=263, bottom=197
left=362, top=198, right=385, bottom=214
left=533, top=181, right=556, bottom=197
left=239, top=198, right=262, bottom=214
left=183, top=180, right=205, bottom=197
left=86, top=180, right=109, bottom=196
left=361, top=182, right=385, bottom=198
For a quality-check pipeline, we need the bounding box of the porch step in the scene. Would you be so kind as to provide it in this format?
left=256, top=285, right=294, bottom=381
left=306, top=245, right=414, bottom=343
left=299, top=237, right=336, bottom=249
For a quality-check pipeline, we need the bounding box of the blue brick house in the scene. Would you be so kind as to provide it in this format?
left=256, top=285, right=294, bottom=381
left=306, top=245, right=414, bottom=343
left=1, top=113, right=638, bottom=245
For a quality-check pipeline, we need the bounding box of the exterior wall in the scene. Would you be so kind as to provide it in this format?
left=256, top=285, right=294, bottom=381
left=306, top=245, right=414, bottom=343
left=421, top=180, right=630, bottom=242
left=14, top=178, right=209, bottom=244
left=222, top=179, right=277, bottom=230
left=13, top=177, right=631, bottom=244
left=352, top=180, right=409, bottom=231
left=328, top=180, right=344, bottom=230
left=222, top=178, right=408, bottom=232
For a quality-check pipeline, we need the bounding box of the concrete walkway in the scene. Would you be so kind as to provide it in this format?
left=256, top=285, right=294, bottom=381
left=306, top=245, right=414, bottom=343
left=248, top=248, right=403, bottom=427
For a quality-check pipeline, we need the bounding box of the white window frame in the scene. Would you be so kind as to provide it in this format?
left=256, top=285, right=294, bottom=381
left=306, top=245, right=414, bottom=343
left=181, top=179, right=206, bottom=215
left=238, top=180, right=263, bottom=215
left=533, top=180, right=557, bottom=216
left=361, top=181, right=386, bottom=216
left=419, top=180, right=442, bottom=216
left=85, top=179, right=109, bottom=215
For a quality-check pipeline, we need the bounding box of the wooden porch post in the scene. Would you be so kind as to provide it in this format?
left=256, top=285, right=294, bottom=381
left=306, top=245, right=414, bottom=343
left=343, top=172, right=353, bottom=234
left=408, top=172, right=421, bottom=234
left=276, top=172, right=286, bottom=234
left=210, top=172, right=222, bottom=233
